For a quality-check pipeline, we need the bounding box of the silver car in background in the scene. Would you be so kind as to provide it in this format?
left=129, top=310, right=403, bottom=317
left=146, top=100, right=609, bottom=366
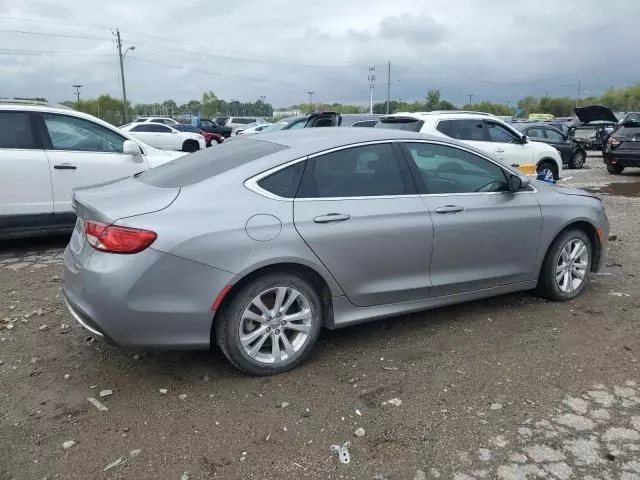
left=63, top=128, right=608, bottom=375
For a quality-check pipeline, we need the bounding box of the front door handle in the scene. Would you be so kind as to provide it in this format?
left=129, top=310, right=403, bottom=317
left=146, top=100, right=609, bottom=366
left=313, top=213, right=351, bottom=224
left=54, top=164, right=77, bottom=170
left=495, top=148, right=505, bottom=153
left=435, top=205, right=464, bottom=214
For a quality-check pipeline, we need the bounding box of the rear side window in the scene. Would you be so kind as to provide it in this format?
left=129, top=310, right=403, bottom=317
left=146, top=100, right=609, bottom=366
left=351, top=120, right=377, bottom=128
left=232, top=118, right=256, bottom=124
left=375, top=117, right=424, bottom=132
left=298, top=143, right=406, bottom=198
left=436, top=119, right=486, bottom=141
left=131, top=124, right=152, bottom=132
left=258, top=162, right=305, bottom=198
left=137, top=139, right=288, bottom=188
left=0, top=111, right=36, bottom=149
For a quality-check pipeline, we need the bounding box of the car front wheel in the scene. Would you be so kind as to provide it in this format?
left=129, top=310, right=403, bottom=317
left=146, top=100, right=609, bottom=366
left=216, top=273, right=322, bottom=375
left=537, top=161, right=558, bottom=180
left=537, top=229, right=592, bottom=301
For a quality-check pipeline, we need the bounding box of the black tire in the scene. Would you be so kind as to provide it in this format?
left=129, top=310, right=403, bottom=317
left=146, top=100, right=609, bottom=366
left=182, top=140, right=199, bottom=153
left=536, top=229, right=592, bottom=301
left=568, top=149, right=586, bottom=169
left=607, top=164, right=624, bottom=175
left=215, top=272, right=322, bottom=375
left=537, top=160, right=559, bottom=180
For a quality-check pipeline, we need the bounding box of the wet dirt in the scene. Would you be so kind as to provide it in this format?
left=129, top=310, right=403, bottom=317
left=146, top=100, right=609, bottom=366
left=585, top=182, right=640, bottom=198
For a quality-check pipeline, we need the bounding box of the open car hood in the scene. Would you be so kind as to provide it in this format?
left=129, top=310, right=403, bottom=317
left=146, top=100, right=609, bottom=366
left=574, top=105, right=618, bottom=124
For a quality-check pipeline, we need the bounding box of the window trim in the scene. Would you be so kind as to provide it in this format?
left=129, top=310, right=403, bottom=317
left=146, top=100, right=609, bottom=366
left=397, top=140, right=537, bottom=197
left=434, top=118, right=489, bottom=142
left=244, top=140, right=419, bottom=202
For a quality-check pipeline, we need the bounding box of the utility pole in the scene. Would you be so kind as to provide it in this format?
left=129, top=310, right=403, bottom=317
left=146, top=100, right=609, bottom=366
left=506, top=99, right=511, bottom=109
left=386, top=61, right=391, bottom=115
left=115, top=29, right=135, bottom=124
left=259, top=95, right=266, bottom=117
left=307, top=91, right=314, bottom=111
left=368, top=66, right=376, bottom=115
left=467, top=94, right=474, bottom=105
left=72, top=84, right=82, bottom=104
left=575, top=80, right=581, bottom=107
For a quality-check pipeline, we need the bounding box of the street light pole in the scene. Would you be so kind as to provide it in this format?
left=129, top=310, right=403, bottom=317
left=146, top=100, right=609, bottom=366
left=368, top=66, right=376, bottom=115
left=115, top=28, right=135, bottom=124
left=72, top=84, right=82, bottom=104
left=307, top=91, right=314, bottom=112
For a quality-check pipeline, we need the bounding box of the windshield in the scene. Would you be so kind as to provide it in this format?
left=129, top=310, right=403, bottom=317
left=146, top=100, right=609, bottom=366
left=375, top=117, right=425, bottom=132
left=262, top=120, right=293, bottom=133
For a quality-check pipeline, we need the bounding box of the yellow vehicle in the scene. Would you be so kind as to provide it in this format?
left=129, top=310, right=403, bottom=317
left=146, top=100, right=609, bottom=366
left=528, top=113, right=555, bottom=121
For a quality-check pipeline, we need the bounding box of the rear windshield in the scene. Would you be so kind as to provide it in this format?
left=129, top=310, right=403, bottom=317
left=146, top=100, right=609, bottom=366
left=616, top=125, right=640, bottom=137
left=375, top=118, right=424, bottom=132
left=232, top=118, right=256, bottom=124
left=137, top=139, right=288, bottom=188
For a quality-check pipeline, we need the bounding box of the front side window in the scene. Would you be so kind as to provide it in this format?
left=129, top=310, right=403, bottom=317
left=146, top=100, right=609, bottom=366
left=0, top=111, right=36, bottom=149
left=524, top=127, right=545, bottom=139
left=404, top=142, right=508, bottom=194
left=436, top=119, right=486, bottom=141
left=147, top=124, right=172, bottom=133
left=130, top=124, right=152, bottom=132
left=485, top=121, right=519, bottom=143
left=43, top=114, right=125, bottom=153
left=545, top=128, right=565, bottom=141
left=299, top=143, right=406, bottom=198
left=200, top=119, right=216, bottom=128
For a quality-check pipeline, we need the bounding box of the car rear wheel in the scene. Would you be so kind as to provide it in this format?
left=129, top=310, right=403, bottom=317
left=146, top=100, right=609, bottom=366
left=568, top=150, right=586, bottom=169
left=182, top=139, right=199, bottom=153
left=216, top=273, right=322, bottom=375
left=607, top=164, right=624, bottom=175
left=537, top=229, right=592, bottom=301
left=537, top=161, right=558, bottom=180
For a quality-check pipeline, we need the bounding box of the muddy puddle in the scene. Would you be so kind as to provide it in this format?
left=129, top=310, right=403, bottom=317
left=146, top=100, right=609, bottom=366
left=585, top=182, right=640, bottom=198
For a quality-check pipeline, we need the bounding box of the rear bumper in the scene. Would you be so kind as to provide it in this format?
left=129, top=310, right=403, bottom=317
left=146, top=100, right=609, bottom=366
left=603, top=152, right=640, bottom=167
left=63, top=245, right=234, bottom=349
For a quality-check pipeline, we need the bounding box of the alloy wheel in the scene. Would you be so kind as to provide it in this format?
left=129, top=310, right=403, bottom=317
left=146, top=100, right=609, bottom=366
left=573, top=151, right=585, bottom=168
left=555, top=239, right=589, bottom=293
left=238, top=287, right=313, bottom=364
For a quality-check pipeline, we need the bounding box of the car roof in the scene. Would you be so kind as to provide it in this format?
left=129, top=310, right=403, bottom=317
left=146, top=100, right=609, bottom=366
left=383, top=111, right=496, bottom=121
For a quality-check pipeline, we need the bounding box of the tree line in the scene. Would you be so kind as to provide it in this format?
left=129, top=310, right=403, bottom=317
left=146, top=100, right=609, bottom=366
left=60, top=85, right=640, bottom=126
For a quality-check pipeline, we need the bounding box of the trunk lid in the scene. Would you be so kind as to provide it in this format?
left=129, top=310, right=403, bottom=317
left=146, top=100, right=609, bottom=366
left=72, top=176, right=179, bottom=224
left=574, top=105, right=618, bottom=124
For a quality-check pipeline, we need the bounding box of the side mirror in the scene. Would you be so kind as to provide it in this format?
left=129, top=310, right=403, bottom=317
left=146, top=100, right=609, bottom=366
left=508, top=174, right=529, bottom=192
left=123, top=140, right=143, bottom=162
left=520, top=135, right=529, bottom=144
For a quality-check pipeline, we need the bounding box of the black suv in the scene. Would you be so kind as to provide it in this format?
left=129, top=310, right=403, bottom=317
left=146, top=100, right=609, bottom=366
left=195, top=118, right=233, bottom=138
left=603, top=121, right=640, bottom=174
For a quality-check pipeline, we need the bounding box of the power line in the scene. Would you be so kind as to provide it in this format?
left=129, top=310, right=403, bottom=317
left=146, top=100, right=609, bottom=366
left=0, top=16, right=111, bottom=30
left=0, top=48, right=111, bottom=57
left=0, top=28, right=108, bottom=41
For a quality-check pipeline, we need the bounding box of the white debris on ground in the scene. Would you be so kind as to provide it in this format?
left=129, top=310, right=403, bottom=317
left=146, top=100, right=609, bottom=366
left=449, top=382, right=640, bottom=479
left=0, top=249, right=64, bottom=270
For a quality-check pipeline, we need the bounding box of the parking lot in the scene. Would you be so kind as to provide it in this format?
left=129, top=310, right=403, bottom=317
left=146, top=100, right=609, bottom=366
left=1, top=153, right=640, bottom=479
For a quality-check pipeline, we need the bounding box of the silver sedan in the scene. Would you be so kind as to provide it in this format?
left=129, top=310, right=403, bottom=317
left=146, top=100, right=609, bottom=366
left=63, top=128, right=609, bottom=375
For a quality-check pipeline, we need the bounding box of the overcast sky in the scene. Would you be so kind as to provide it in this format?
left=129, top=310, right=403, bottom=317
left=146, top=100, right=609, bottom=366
left=2, top=0, right=639, bottom=108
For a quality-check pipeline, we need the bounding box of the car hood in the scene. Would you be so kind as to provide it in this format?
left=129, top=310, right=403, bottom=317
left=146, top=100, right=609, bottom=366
left=574, top=105, right=618, bottom=124
left=549, top=185, right=600, bottom=200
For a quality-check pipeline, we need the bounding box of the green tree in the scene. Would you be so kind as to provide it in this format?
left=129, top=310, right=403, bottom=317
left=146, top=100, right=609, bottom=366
left=201, top=91, right=219, bottom=118
left=425, top=89, right=441, bottom=111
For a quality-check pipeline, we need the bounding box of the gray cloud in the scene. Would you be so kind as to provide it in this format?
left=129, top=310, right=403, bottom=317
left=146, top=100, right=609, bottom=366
left=1, top=0, right=639, bottom=108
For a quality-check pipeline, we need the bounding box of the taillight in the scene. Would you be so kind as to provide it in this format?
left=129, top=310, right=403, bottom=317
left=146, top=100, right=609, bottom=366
left=608, top=136, right=621, bottom=146
left=84, top=221, right=157, bottom=254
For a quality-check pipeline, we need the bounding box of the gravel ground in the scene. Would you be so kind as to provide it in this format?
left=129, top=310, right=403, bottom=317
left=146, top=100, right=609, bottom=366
left=2, top=154, right=640, bottom=480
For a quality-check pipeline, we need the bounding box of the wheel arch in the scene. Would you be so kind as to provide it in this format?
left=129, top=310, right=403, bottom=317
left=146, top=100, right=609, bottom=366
left=536, top=157, right=560, bottom=178
left=212, top=261, right=337, bottom=342
left=541, top=220, right=602, bottom=275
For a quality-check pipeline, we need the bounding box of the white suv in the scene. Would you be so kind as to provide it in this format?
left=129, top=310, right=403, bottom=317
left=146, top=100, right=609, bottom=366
left=0, top=101, right=185, bottom=237
left=376, top=111, right=563, bottom=179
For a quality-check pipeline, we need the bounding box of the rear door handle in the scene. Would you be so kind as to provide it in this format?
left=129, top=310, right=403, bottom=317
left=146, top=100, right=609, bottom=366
left=313, top=213, right=351, bottom=224
left=54, top=164, right=77, bottom=170
left=435, top=205, right=464, bottom=214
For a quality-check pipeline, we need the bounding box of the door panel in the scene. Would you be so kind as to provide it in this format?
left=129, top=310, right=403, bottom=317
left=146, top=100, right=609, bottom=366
left=0, top=111, right=52, bottom=215
left=295, top=197, right=433, bottom=306
left=485, top=121, right=533, bottom=167
left=292, top=142, right=433, bottom=307
left=422, top=193, right=542, bottom=296
left=40, top=113, right=148, bottom=213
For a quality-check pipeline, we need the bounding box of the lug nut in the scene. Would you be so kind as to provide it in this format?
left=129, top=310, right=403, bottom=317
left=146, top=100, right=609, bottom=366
left=275, top=329, right=280, bottom=334
left=266, top=327, right=271, bottom=332
left=281, top=321, right=286, bottom=326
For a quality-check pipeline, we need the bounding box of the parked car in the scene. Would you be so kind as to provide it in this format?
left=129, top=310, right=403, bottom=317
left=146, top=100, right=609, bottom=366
left=132, top=117, right=180, bottom=126
left=0, top=102, right=184, bottom=238
left=571, top=105, right=618, bottom=150
left=376, top=111, right=563, bottom=180
left=513, top=123, right=587, bottom=169
left=340, top=114, right=380, bottom=127
left=63, top=128, right=607, bottom=375
left=214, top=117, right=229, bottom=127
left=545, top=117, right=575, bottom=135
left=195, top=118, right=233, bottom=138
left=224, top=117, right=269, bottom=133
left=261, top=112, right=343, bottom=133
left=603, top=121, right=640, bottom=174
left=236, top=123, right=272, bottom=135
left=172, top=124, right=222, bottom=147
left=120, top=123, right=206, bottom=153
left=619, top=112, right=640, bottom=124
